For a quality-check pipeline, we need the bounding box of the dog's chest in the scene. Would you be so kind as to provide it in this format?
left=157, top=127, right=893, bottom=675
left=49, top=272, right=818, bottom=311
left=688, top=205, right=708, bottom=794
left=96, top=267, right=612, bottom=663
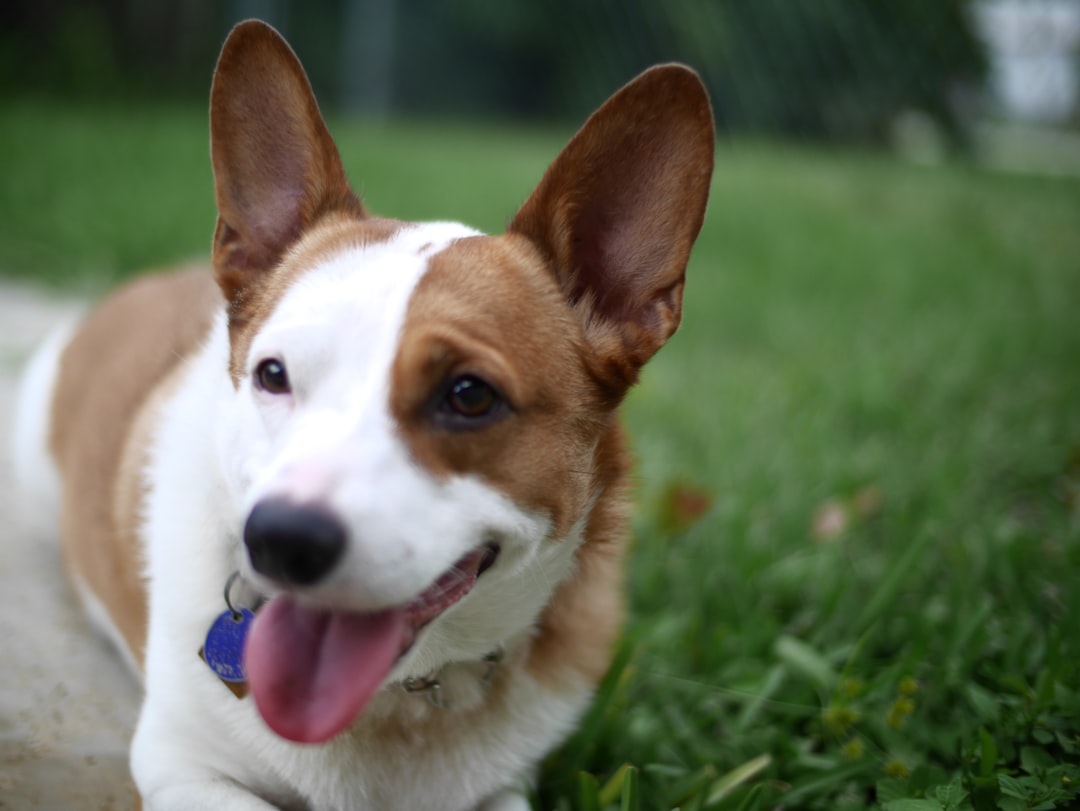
left=244, top=671, right=591, bottom=811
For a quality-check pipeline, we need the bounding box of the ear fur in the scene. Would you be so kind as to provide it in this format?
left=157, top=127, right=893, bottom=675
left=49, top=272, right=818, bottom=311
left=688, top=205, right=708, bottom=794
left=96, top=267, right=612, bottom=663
left=510, top=65, right=715, bottom=397
left=209, top=20, right=363, bottom=315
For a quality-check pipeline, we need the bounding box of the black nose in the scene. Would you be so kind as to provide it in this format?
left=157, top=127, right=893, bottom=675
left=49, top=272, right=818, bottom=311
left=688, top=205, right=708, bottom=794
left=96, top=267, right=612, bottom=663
left=244, top=499, right=347, bottom=586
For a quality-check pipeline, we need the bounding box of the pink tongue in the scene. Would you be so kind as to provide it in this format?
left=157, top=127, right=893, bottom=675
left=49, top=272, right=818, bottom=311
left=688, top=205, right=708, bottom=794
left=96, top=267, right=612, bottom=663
left=244, top=596, right=406, bottom=743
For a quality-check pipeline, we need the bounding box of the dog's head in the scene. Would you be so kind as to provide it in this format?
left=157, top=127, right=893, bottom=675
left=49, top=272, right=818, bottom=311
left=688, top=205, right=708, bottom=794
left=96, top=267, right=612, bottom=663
left=208, top=20, right=713, bottom=743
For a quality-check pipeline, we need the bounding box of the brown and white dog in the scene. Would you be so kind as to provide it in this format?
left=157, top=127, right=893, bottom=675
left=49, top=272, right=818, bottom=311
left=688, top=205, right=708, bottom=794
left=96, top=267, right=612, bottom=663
left=12, top=20, right=713, bottom=811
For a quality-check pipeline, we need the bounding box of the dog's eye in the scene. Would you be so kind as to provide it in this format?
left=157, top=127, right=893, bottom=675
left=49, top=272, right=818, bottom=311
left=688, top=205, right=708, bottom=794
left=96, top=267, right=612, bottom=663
left=254, top=359, right=291, bottom=395
left=442, top=376, right=500, bottom=421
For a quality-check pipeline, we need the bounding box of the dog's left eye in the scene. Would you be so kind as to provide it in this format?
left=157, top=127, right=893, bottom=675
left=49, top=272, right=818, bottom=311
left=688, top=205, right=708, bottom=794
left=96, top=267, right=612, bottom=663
left=441, top=375, right=501, bottom=422
left=254, top=359, right=291, bottom=395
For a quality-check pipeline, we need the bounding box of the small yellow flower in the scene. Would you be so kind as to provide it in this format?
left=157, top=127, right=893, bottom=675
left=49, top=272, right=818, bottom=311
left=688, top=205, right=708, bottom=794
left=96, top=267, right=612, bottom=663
left=823, top=705, right=861, bottom=735
left=886, top=697, right=916, bottom=729
left=885, top=759, right=909, bottom=779
left=840, top=677, right=865, bottom=699
left=842, top=738, right=865, bottom=760
left=899, top=676, right=919, bottom=696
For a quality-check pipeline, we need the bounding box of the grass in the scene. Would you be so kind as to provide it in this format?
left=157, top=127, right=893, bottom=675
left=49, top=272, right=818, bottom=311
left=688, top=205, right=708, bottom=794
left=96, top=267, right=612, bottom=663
left=2, top=100, right=1079, bottom=810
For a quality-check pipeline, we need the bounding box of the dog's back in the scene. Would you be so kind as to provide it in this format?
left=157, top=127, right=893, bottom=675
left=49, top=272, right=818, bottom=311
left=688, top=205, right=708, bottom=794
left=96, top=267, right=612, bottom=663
left=13, top=267, right=220, bottom=667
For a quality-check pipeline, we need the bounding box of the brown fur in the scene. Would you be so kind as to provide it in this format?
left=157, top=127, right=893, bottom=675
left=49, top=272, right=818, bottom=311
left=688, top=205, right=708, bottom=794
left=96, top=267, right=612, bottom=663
left=391, top=234, right=633, bottom=688
left=392, top=235, right=605, bottom=538
left=510, top=64, right=714, bottom=399
left=526, top=425, right=630, bottom=687
left=50, top=267, right=220, bottom=666
left=208, top=22, right=363, bottom=383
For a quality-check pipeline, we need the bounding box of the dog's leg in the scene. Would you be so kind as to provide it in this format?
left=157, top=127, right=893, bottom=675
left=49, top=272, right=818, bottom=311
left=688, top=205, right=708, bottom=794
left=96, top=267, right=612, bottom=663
left=131, top=717, right=297, bottom=811
left=140, top=782, right=285, bottom=811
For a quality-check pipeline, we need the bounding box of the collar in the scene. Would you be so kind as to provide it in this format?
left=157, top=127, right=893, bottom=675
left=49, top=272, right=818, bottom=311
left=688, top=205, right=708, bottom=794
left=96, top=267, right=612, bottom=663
left=202, top=572, right=506, bottom=708
left=400, top=646, right=505, bottom=708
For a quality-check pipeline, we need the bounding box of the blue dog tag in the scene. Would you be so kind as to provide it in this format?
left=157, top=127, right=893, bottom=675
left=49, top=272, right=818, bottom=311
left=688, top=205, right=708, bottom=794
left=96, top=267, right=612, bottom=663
left=203, top=608, right=254, bottom=683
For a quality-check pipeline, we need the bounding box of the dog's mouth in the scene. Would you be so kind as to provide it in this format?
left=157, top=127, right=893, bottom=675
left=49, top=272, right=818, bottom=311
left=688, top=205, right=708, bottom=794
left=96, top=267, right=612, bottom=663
left=244, top=543, right=499, bottom=744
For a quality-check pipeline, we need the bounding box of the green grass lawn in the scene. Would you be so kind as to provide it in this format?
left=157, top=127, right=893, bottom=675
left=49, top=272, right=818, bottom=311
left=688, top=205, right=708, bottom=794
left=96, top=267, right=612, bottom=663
left=2, top=101, right=1079, bottom=810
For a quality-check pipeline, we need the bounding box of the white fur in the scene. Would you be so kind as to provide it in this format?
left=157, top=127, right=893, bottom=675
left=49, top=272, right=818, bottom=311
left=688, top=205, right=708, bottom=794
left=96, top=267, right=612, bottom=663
left=11, top=318, right=77, bottom=539
left=130, top=223, right=595, bottom=810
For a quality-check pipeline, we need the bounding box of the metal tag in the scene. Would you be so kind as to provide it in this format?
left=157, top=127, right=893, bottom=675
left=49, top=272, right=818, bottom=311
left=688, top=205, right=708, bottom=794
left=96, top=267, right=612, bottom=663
left=202, top=608, right=254, bottom=683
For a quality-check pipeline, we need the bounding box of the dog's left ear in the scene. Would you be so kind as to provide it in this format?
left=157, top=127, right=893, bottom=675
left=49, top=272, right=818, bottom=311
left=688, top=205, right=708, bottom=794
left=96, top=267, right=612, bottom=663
left=510, top=65, right=714, bottom=397
left=209, top=20, right=362, bottom=306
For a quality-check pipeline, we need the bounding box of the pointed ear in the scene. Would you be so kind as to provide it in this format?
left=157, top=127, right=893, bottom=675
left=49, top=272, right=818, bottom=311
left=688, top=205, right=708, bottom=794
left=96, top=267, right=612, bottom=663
left=209, top=20, right=363, bottom=306
left=510, top=64, right=714, bottom=394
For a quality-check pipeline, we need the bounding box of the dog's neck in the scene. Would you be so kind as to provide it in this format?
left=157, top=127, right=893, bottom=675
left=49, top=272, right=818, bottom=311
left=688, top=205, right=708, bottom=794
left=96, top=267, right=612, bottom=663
left=399, top=645, right=506, bottom=710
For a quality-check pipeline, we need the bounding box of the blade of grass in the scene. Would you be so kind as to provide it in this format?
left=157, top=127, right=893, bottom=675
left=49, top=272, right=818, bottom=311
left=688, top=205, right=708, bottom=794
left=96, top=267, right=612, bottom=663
left=704, top=754, right=773, bottom=806
left=979, top=728, right=997, bottom=777
left=620, top=766, right=640, bottom=811
left=555, top=636, right=636, bottom=771
left=779, top=761, right=876, bottom=807
left=735, top=665, right=786, bottom=733
left=576, top=772, right=601, bottom=811
left=774, top=636, right=836, bottom=691
left=599, top=764, right=633, bottom=808
left=855, top=528, right=934, bottom=631
left=666, top=765, right=717, bottom=807
left=732, top=783, right=766, bottom=811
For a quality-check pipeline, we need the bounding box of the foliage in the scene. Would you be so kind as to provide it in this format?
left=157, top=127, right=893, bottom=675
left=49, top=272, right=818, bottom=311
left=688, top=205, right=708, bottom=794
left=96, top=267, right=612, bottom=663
left=1, top=103, right=1078, bottom=809
left=0, top=0, right=987, bottom=144
left=0, top=1, right=221, bottom=100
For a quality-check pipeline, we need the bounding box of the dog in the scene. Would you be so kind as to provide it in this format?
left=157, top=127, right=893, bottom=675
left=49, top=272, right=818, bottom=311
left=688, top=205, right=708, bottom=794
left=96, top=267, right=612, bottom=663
left=12, top=19, right=713, bottom=810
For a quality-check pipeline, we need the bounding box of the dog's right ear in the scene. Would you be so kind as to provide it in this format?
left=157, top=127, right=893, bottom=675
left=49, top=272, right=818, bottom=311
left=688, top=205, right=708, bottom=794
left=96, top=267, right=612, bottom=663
left=209, top=20, right=362, bottom=306
left=509, top=65, right=714, bottom=401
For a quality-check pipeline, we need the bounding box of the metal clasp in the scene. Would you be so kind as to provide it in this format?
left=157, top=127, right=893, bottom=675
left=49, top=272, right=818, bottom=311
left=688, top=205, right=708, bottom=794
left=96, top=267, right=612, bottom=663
left=402, top=673, right=446, bottom=708
left=400, top=645, right=505, bottom=709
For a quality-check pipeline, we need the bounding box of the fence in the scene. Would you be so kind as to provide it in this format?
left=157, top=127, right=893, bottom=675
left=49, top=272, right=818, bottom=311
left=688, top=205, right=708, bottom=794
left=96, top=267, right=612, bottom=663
left=3, top=0, right=1079, bottom=147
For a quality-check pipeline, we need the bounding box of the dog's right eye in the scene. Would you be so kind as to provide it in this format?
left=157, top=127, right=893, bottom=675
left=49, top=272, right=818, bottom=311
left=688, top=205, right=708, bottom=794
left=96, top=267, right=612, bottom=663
left=434, top=375, right=506, bottom=428
left=254, top=359, right=291, bottom=395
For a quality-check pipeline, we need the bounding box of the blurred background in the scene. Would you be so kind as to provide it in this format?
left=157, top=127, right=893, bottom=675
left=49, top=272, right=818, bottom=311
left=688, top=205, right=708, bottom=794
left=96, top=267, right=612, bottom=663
left=2, top=0, right=1080, bottom=166
left=2, top=3, right=1079, bottom=810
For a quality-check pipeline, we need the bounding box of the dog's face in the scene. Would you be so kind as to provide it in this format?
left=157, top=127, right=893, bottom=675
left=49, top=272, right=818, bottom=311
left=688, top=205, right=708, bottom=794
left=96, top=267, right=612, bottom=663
left=207, top=21, right=713, bottom=744
left=221, top=220, right=597, bottom=669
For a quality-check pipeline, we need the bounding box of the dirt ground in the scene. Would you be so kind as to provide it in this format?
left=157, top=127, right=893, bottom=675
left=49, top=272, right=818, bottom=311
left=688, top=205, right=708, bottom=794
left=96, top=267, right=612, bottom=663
left=0, top=283, right=138, bottom=810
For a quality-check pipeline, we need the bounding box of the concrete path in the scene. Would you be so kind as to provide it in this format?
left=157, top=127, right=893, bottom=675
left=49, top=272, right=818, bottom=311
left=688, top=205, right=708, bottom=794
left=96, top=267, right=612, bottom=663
left=0, top=284, right=138, bottom=810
